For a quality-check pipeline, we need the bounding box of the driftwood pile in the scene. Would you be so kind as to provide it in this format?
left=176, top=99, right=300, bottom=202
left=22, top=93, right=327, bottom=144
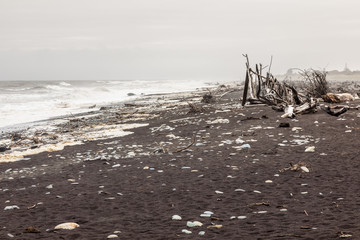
left=240, top=55, right=359, bottom=118
left=241, top=55, right=318, bottom=118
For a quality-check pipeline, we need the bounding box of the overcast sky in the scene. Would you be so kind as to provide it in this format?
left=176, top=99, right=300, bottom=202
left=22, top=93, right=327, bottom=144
left=0, top=0, right=359, bottom=80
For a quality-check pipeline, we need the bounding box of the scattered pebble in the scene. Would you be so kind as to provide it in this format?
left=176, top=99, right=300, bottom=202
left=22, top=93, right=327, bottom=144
left=305, top=146, right=315, bottom=152
left=240, top=144, right=251, bottom=149
left=235, top=188, right=246, bottom=192
left=254, top=211, right=267, bottom=214
left=300, top=166, right=310, bottom=173
left=215, top=190, right=223, bottom=194
left=198, top=231, right=205, bottom=236
left=237, top=216, right=247, bottom=219
left=107, top=234, right=118, bottom=239
left=4, top=205, right=20, bottom=210
left=172, top=215, right=182, bottom=220
left=182, top=229, right=192, bottom=234
left=187, top=221, right=203, bottom=227
left=253, top=190, right=261, bottom=194
left=265, top=180, right=273, bottom=183
left=54, top=222, right=79, bottom=230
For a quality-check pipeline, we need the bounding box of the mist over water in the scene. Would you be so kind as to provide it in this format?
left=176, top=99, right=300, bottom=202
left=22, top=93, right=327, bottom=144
left=0, top=79, right=219, bottom=129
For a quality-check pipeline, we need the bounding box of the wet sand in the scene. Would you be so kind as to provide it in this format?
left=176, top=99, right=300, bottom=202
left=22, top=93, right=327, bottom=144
left=0, top=85, right=360, bottom=239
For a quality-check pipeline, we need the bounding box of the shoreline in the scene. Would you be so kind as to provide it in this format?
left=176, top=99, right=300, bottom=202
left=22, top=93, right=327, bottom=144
left=0, top=83, right=236, bottom=163
left=0, top=81, right=360, bottom=239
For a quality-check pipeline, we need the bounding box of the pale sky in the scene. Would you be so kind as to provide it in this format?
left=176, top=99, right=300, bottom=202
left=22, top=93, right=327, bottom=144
left=0, top=0, right=359, bottom=80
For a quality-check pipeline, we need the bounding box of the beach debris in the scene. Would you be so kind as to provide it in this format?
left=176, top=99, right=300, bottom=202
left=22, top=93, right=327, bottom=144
left=0, top=145, right=11, bottom=152
left=198, top=231, right=206, bottom=236
left=27, top=203, right=37, bottom=210
left=240, top=144, right=251, bottom=149
left=107, top=234, right=119, bottom=239
left=150, top=124, right=174, bottom=133
left=254, top=211, right=268, bottom=214
left=54, top=222, right=79, bottom=230
left=4, top=205, right=20, bottom=210
left=188, top=102, right=204, bottom=113
left=201, top=91, right=215, bottom=103
left=182, top=229, right=192, bottom=234
left=172, top=215, right=182, bottom=220
left=280, top=162, right=310, bottom=173
left=215, top=190, right=223, bottom=194
left=200, top=211, right=214, bottom=218
left=278, top=122, right=290, bottom=128
left=207, top=223, right=223, bottom=229
left=241, top=55, right=322, bottom=118
left=304, top=146, right=315, bottom=152
left=338, top=231, right=353, bottom=238
left=207, top=118, right=229, bottom=124
left=235, top=189, right=246, bottom=193
left=24, top=226, right=41, bottom=233
left=300, top=166, right=310, bottom=173
left=322, top=93, right=354, bottom=103
left=187, top=221, right=203, bottom=227
left=235, top=138, right=245, bottom=144
left=248, top=201, right=270, bottom=207
left=172, top=135, right=196, bottom=153
left=322, top=105, right=349, bottom=116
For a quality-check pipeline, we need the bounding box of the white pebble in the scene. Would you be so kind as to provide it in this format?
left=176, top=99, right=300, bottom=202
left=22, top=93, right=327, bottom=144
left=107, top=234, right=118, bottom=239
left=300, top=166, right=310, bottom=173
left=172, top=215, right=182, bottom=220
left=237, top=216, right=247, bottom=219
left=255, top=211, right=267, bottom=214
left=265, top=180, right=273, bottom=183
left=305, top=146, right=315, bottom=152
left=234, top=189, right=245, bottom=192
left=215, top=190, right=223, bottom=194
left=4, top=205, right=20, bottom=210
left=187, top=221, right=203, bottom=227
left=280, top=209, right=288, bottom=212
left=182, top=229, right=192, bottom=234
left=253, top=190, right=261, bottom=194
left=198, top=231, right=205, bottom=236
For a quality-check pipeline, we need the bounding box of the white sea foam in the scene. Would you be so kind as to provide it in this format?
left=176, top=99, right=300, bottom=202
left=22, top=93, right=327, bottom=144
left=0, top=79, right=221, bottom=130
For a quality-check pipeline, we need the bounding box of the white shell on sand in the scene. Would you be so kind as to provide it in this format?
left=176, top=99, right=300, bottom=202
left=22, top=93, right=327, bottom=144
left=4, top=205, right=20, bottom=210
left=182, top=229, right=192, bottom=234
left=172, top=215, right=182, bottom=220
left=187, top=221, right=203, bottom=227
left=54, top=222, right=80, bottom=230
left=300, top=166, right=310, bottom=173
left=305, top=146, right=315, bottom=152
left=215, top=190, right=223, bottom=194
left=107, top=234, right=118, bottom=239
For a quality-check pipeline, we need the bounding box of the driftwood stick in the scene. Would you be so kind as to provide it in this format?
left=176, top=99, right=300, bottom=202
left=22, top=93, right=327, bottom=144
left=242, top=69, right=250, bottom=106
left=172, top=135, right=196, bottom=153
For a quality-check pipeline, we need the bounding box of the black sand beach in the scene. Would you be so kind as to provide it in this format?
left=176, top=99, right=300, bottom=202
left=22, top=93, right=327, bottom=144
left=1, top=85, right=360, bottom=239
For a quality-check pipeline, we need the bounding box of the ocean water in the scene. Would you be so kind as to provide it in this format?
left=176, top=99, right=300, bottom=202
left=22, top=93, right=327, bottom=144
left=0, top=79, right=219, bottom=130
